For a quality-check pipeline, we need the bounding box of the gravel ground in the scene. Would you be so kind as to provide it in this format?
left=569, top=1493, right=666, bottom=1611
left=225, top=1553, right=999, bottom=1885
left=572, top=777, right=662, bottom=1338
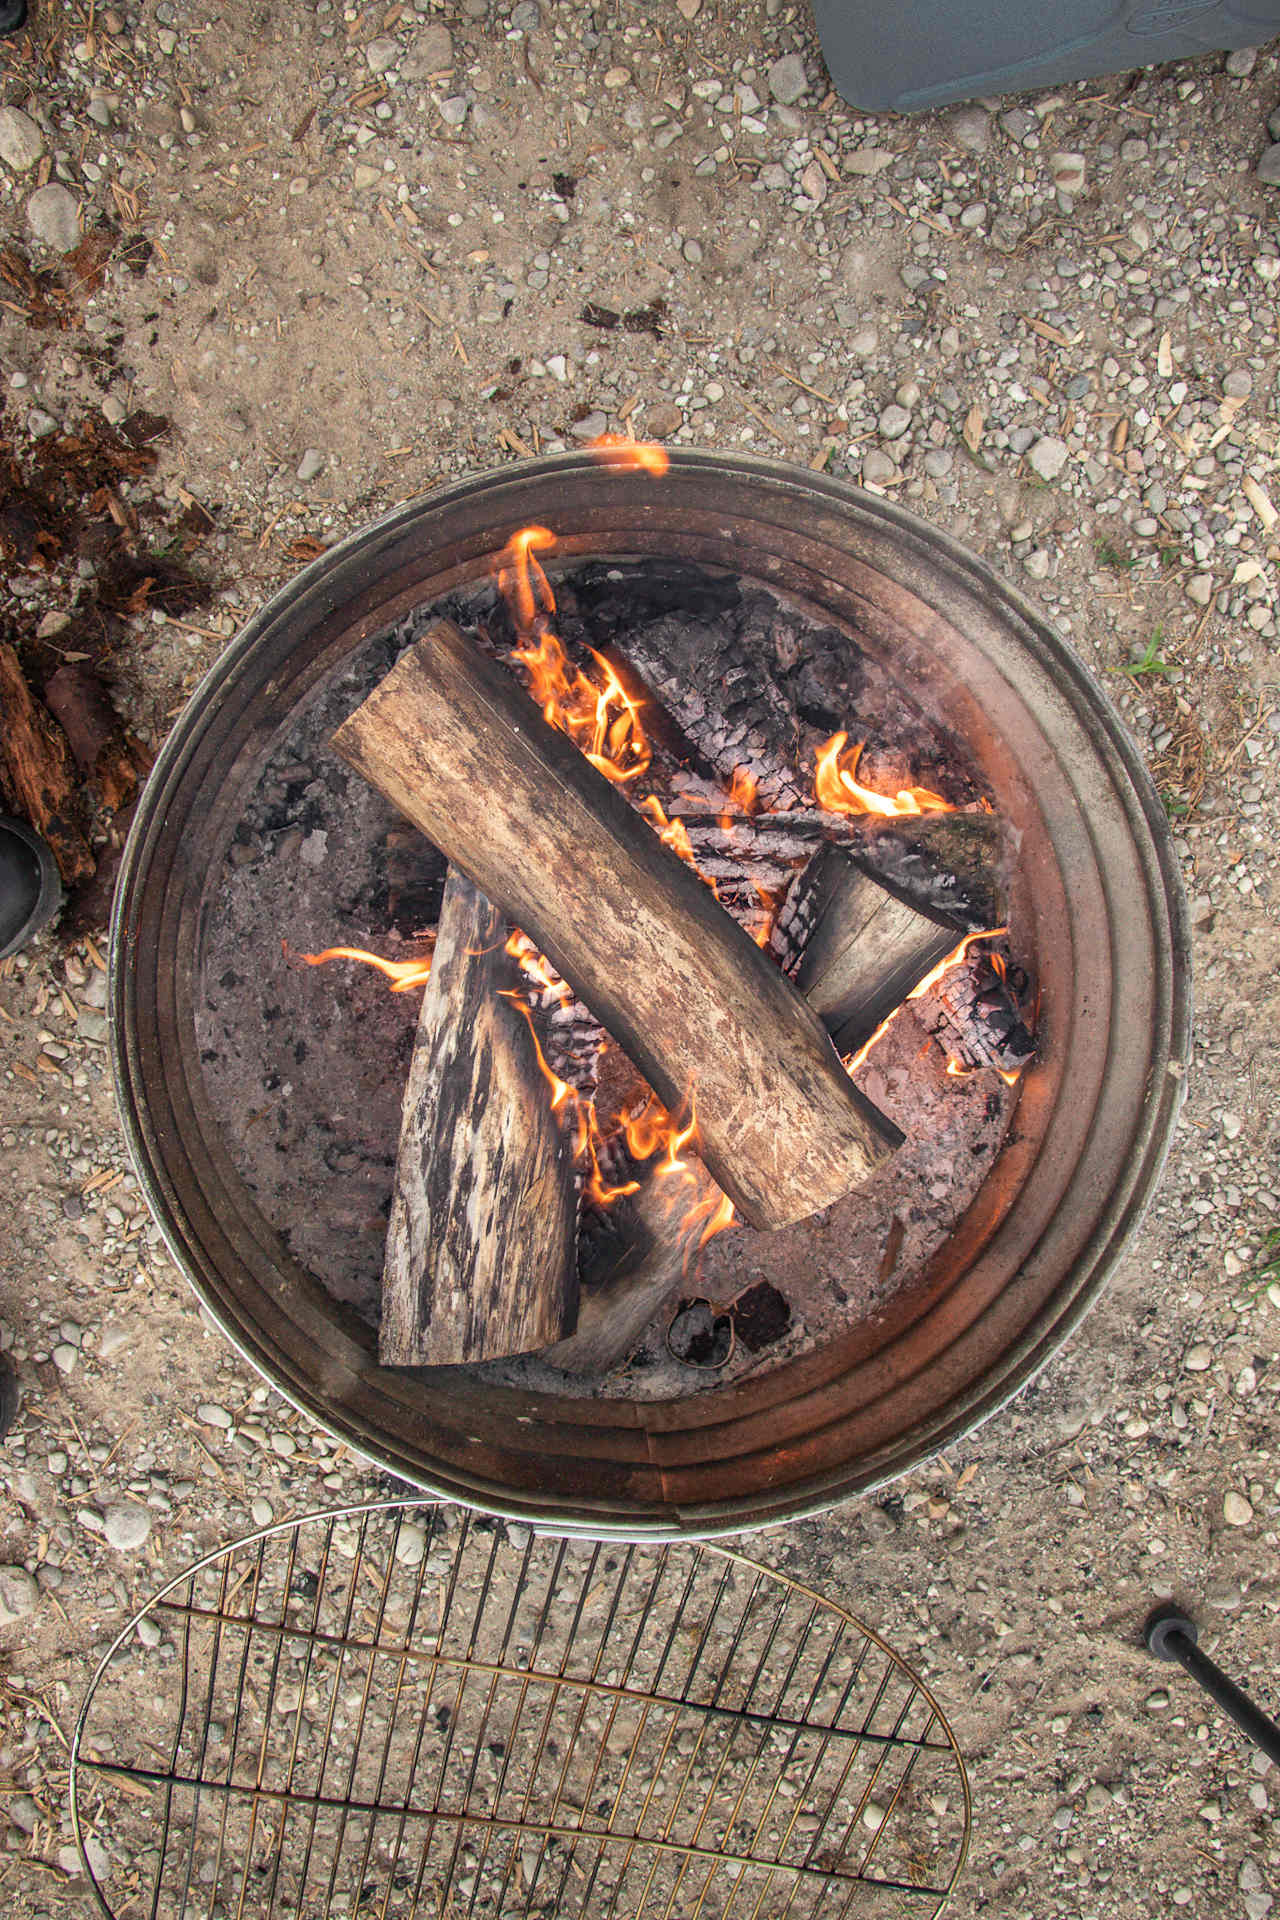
left=2, top=2, right=1280, bottom=1915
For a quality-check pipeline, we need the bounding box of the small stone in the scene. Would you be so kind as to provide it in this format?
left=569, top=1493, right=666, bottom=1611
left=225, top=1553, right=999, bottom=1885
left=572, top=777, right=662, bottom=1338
left=767, top=53, right=808, bottom=106
left=942, top=105, right=991, bottom=153
left=1028, top=436, right=1069, bottom=482
left=0, top=107, right=45, bottom=173
left=1224, top=370, right=1253, bottom=401
left=1084, top=1783, right=1112, bottom=1813
left=1186, top=574, right=1213, bottom=607
left=1245, top=1896, right=1274, bottom=1920
left=250, top=1497, right=274, bottom=1527
left=1221, top=1111, right=1242, bottom=1139
left=27, top=408, right=57, bottom=439
left=603, top=65, right=630, bottom=88
left=799, top=160, right=827, bottom=204
left=0, top=1566, right=39, bottom=1627
left=439, top=96, right=469, bottom=125
left=157, top=25, right=178, bottom=53
left=1145, top=1689, right=1169, bottom=1710
left=646, top=401, right=682, bottom=437
left=878, top=404, right=911, bottom=441
left=844, top=148, right=893, bottom=176
left=1049, top=151, right=1086, bottom=194
left=683, top=236, right=703, bottom=263
left=861, top=449, right=896, bottom=486
left=197, top=1402, right=232, bottom=1429
left=394, top=1522, right=427, bottom=1565
left=409, top=23, right=453, bottom=68
left=861, top=1800, right=887, bottom=1831
left=101, top=393, right=128, bottom=425
left=923, top=449, right=953, bottom=478
left=1184, top=1344, right=1212, bottom=1371
left=1269, top=104, right=1280, bottom=141
left=365, top=35, right=401, bottom=73
left=509, top=0, right=540, bottom=25
left=51, top=1343, right=78, bottom=1376
left=1224, top=1490, right=1254, bottom=1527
left=570, top=410, right=608, bottom=440
left=103, top=1502, right=152, bottom=1551
left=1255, top=255, right=1280, bottom=283
left=847, top=325, right=878, bottom=355
left=675, top=0, right=701, bottom=17
left=1225, top=45, right=1257, bottom=76
left=98, top=1323, right=132, bottom=1360
left=296, top=447, right=325, bottom=483
left=1256, top=145, right=1280, bottom=187
left=27, top=184, right=81, bottom=253
left=1024, top=549, right=1051, bottom=580
left=8, top=1794, right=37, bottom=1834
left=136, top=1615, right=162, bottom=1647
left=352, top=163, right=381, bottom=190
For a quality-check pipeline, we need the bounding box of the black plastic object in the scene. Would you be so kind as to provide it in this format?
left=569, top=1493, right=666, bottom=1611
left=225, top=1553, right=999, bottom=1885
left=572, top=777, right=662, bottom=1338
left=0, top=0, right=28, bottom=36
left=0, top=815, right=63, bottom=959
left=1145, top=1604, right=1280, bottom=1765
left=812, top=0, right=1280, bottom=113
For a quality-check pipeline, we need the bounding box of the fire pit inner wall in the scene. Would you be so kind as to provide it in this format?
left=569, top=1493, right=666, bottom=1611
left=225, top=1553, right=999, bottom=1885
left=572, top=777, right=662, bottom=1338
left=111, top=452, right=1191, bottom=1537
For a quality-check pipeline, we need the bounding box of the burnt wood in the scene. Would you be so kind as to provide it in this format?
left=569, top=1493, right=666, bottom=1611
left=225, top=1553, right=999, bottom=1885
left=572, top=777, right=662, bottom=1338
left=332, top=618, right=900, bottom=1232
left=788, top=844, right=961, bottom=1055
left=379, top=868, right=578, bottom=1367
left=0, top=642, right=94, bottom=886
left=43, top=663, right=147, bottom=819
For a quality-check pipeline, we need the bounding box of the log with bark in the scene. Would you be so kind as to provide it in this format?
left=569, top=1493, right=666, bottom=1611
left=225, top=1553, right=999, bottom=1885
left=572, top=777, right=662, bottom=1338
left=379, top=868, right=578, bottom=1367
left=332, top=618, right=901, bottom=1234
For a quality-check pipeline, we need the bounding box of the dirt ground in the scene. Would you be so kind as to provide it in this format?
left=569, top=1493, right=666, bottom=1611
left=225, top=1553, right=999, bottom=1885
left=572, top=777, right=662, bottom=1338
left=2, top=0, right=1280, bottom=1914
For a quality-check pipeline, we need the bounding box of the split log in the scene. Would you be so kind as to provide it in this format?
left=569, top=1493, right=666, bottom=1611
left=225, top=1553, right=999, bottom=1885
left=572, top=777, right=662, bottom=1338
left=379, top=868, right=578, bottom=1367
left=0, top=642, right=94, bottom=885
left=784, top=844, right=961, bottom=1056
left=546, top=1156, right=727, bottom=1376
left=332, top=618, right=900, bottom=1232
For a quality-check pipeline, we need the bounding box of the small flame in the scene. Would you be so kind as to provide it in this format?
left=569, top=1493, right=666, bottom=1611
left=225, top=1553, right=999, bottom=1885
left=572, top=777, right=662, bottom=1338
left=588, top=435, right=670, bottom=477
left=505, top=930, right=572, bottom=1004
left=639, top=795, right=697, bottom=865
left=499, top=526, right=652, bottom=788
left=727, top=766, right=759, bottom=815
left=300, top=944, right=434, bottom=991
left=815, top=733, right=952, bottom=818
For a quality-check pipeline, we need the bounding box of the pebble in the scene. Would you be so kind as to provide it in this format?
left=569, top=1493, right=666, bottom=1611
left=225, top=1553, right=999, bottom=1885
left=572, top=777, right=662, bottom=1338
left=1049, top=151, right=1086, bottom=194
left=878, top=404, right=911, bottom=441
left=27, top=407, right=57, bottom=439
left=509, top=0, right=540, bottom=26
left=136, top=1615, right=162, bottom=1647
left=51, top=1343, right=78, bottom=1375
left=439, top=96, right=469, bottom=126
left=1256, top=146, right=1280, bottom=188
left=1225, top=45, right=1257, bottom=76
left=1221, top=1111, right=1242, bottom=1139
left=197, top=1402, right=232, bottom=1429
left=1084, top=1783, right=1112, bottom=1813
left=570, top=410, right=608, bottom=440
left=103, top=1503, right=152, bottom=1551
left=0, top=106, right=45, bottom=173
left=861, top=450, right=896, bottom=485
left=394, top=1522, right=427, bottom=1566
left=411, top=23, right=454, bottom=67
left=646, top=401, right=682, bottom=437
left=8, top=1793, right=38, bottom=1834
left=845, top=149, right=894, bottom=176
left=250, top=1497, right=274, bottom=1527
left=1028, top=436, right=1069, bottom=482
left=767, top=53, right=808, bottom=107
left=1186, top=574, right=1213, bottom=606
left=296, top=448, right=325, bottom=483
left=0, top=1565, right=39, bottom=1626
left=352, top=163, right=381, bottom=190
left=26, top=184, right=81, bottom=253
left=943, top=105, right=991, bottom=153
left=365, top=36, right=401, bottom=73
left=1223, top=1490, right=1253, bottom=1527
left=847, top=325, right=879, bottom=356
left=1184, top=1344, right=1212, bottom=1371
left=98, top=1323, right=132, bottom=1360
left=157, top=26, right=178, bottom=53
left=1223, top=370, right=1252, bottom=401
left=101, top=393, right=128, bottom=425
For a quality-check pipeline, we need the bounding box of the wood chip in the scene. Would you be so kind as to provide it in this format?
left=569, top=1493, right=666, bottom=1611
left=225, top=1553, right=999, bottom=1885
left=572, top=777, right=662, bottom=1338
left=1026, top=316, right=1073, bottom=348
left=1157, top=331, right=1173, bottom=379
left=957, top=1461, right=980, bottom=1489
left=962, top=403, right=985, bottom=455
left=1243, top=473, right=1278, bottom=531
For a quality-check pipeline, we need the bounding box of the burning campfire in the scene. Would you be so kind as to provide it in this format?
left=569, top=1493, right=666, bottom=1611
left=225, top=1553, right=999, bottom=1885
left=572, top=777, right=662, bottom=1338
left=299, top=441, right=1035, bottom=1375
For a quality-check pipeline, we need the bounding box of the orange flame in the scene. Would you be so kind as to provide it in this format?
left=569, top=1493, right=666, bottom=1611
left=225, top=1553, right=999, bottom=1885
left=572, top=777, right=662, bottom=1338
left=300, top=944, right=434, bottom=991
left=815, top=733, right=952, bottom=818
left=638, top=795, right=697, bottom=865
left=499, top=526, right=652, bottom=787
left=505, top=930, right=572, bottom=1005
left=728, top=766, right=759, bottom=815
left=844, top=928, right=1011, bottom=1076
left=588, top=435, right=670, bottom=477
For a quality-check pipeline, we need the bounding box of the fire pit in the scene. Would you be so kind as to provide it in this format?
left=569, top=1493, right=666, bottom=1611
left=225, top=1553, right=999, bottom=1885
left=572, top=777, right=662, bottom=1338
left=111, top=451, right=1190, bottom=1535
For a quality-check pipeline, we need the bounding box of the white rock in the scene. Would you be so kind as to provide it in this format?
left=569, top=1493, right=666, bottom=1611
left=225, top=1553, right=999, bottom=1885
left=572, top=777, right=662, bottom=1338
left=365, top=35, right=401, bottom=72
left=394, top=1522, right=427, bottom=1566
left=1223, top=1490, right=1254, bottom=1527
left=1027, top=436, right=1069, bottom=482
left=26, top=184, right=81, bottom=253
left=844, top=148, right=893, bottom=177
left=1049, top=151, right=1086, bottom=194
left=1186, top=574, right=1213, bottom=606
left=250, top=1498, right=274, bottom=1527
left=296, top=447, right=325, bottom=482
left=879, top=404, right=911, bottom=440
left=0, top=107, right=45, bottom=172
left=0, top=1565, right=39, bottom=1626
left=197, top=1402, right=232, bottom=1429
left=1184, top=1344, right=1212, bottom=1371
left=767, top=53, right=808, bottom=106
left=103, top=1502, right=152, bottom=1551
left=51, top=1343, right=78, bottom=1375
left=1221, top=1111, right=1242, bottom=1138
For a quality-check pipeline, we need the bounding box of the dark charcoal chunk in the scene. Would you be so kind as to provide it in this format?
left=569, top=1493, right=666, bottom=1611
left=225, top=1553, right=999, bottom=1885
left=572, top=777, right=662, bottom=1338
left=731, top=1281, right=791, bottom=1353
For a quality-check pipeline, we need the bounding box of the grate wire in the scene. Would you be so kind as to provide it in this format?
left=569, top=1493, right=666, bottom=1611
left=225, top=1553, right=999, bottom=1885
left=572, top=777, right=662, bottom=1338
left=72, top=1501, right=970, bottom=1920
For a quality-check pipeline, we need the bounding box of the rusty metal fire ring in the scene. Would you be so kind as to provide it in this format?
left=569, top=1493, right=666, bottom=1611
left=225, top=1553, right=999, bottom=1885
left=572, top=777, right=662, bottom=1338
left=110, top=451, right=1191, bottom=1536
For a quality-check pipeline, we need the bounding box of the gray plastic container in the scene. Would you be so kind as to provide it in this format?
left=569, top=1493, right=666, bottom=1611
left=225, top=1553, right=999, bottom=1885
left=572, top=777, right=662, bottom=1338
left=812, top=0, right=1280, bottom=112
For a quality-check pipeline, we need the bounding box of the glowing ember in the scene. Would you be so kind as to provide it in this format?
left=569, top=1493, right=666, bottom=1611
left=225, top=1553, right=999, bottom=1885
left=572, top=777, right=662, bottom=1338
left=587, top=435, right=671, bottom=477
left=844, top=928, right=1016, bottom=1078
left=300, top=944, right=434, bottom=991
left=815, top=732, right=952, bottom=818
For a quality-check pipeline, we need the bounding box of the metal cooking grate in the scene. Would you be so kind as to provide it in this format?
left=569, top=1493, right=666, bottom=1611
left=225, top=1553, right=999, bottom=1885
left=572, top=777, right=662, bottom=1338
left=71, top=1501, right=970, bottom=1919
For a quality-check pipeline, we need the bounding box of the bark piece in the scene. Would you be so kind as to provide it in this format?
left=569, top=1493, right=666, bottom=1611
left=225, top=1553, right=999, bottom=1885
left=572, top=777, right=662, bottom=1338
left=43, top=662, right=147, bottom=817
left=0, top=641, right=94, bottom=885
left=787, top=843, right=961, bottom=1055
left=332, top=618, right=899, bottom=1232
left=379, top=869, right=578, bottom=1367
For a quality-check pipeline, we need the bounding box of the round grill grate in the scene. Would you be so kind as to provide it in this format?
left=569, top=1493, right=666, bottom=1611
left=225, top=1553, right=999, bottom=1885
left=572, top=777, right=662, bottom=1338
left=71, top=1501, right=970, bottom=1919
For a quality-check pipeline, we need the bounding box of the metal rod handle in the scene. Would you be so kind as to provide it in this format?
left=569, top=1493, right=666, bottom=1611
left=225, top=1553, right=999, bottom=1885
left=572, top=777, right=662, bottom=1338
left=1144, top=1605, right=1280, bottom=1767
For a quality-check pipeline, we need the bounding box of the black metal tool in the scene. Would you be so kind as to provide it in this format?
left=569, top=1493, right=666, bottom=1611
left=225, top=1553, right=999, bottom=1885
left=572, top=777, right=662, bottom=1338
left=1145, top=1604, right=1280, bottom=1766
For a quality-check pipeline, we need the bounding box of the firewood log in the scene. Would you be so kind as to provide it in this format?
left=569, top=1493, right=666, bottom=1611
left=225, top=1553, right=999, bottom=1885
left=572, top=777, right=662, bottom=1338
left=332, top=619, right=900, bottom=1233
left=379, top=868, right=578, bottom=1367
left=0, top=642, right=94, bottom=886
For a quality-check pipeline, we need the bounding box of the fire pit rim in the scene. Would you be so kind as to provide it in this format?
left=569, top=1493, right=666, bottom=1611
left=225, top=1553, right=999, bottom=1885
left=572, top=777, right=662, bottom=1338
left=110, top=449, right=1191, bottom=1538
